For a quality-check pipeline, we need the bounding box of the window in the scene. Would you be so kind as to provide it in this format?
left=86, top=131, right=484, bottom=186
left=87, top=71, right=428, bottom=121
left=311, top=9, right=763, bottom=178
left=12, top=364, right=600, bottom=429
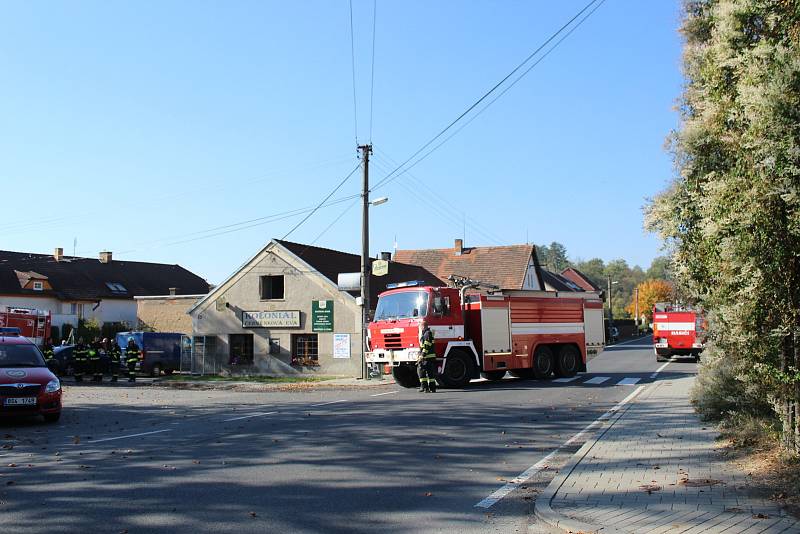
left=69, top=303, right=78, bottom=315
left=260, top=275, right=285, bottom=300
left=105, top=282, right=128, bottom=294
left=269, top=338, right=281, bottom=355
left=292, top=334, right=318, bottom=365
left=32, top=281, right=43, bottom=291
left=229, top=334, right=254, bottom=365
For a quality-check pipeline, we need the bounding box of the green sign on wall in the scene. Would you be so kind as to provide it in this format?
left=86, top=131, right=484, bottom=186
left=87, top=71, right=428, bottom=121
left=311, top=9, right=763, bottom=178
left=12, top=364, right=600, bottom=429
left=312, top=300, right=334, bottom=332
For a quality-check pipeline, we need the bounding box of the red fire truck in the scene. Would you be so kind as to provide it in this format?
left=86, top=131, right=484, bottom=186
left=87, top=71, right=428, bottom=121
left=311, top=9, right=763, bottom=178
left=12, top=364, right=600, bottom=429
left=365, top=278, right=605, bottom=388
left=0, top=307, right=52, bottom=346
left=652, top=303, right=705, bottom=362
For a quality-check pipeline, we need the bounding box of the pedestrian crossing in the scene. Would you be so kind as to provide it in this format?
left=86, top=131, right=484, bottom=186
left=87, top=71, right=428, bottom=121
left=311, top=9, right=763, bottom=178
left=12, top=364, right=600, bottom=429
left=551, top=375, right=642, bottom=386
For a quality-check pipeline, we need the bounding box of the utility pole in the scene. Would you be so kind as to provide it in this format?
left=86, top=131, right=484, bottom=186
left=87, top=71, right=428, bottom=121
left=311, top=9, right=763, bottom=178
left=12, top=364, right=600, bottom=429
left=606, top=275, right=614, bottom=326
left=358, top=144, right=373, bottom=380
left=634, top=287, right=640, bottom=332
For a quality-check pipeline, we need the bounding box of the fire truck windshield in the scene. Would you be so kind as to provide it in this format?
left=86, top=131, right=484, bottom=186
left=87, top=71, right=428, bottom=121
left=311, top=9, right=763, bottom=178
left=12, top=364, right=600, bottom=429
left=374, top=291, right=429, bottom=320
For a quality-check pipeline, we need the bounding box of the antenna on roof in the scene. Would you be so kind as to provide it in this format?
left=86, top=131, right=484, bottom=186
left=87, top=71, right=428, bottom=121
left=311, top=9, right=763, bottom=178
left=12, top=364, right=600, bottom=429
left=73, top=237, right=77, bottom=257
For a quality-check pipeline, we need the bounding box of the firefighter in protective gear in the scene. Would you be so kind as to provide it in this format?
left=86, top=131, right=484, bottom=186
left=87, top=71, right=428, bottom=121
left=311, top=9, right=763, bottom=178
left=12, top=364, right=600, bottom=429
left=73, top=338, right=88, bottom=382
left=125, top=338, right=140, bottom=383
left=107, top=339, right=122, bottom=382
left=89, top=337, right=103, bottom=382
left=42, top=342, right=57, bottom=372
left=417, top=324, right=437, bottom=393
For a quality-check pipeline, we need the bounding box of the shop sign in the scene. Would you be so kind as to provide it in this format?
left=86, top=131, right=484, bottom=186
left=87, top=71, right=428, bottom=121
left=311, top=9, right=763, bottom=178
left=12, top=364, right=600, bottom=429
left=242, top=310, right=300, bottom=328
left=312, top=300, right=334, bottom=332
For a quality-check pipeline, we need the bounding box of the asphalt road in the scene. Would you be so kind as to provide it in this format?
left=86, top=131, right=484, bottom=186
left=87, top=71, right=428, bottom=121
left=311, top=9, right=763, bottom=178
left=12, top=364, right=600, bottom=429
left=0, top=336, right=699, bottom=533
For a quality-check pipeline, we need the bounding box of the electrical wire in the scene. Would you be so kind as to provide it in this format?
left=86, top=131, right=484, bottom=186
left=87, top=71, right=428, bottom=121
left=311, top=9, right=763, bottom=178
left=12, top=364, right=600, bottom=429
left=374, top=0, right=607, bottom=190
left=349, top=0, right=359, bottom=144
left=280, top=164, right=361, bottom=241
left=294, top=196, right=361, bottom=260
left=372, top=0, right=602, bottom=190
left=373, top=149, right=506, bottom=243
left=368, top=0, right=377, bottom=143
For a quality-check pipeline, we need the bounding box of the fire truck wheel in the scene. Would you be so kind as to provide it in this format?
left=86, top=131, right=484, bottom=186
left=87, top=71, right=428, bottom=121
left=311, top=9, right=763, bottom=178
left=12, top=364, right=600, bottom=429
left=533, top=346, right=554, bottom=379
left=439, top=351, right=474, bottom=388
left=481, top=370, right=506, bottom=381
left=391, top=365, right=420, bottom=389
left=555, top=345, right=579, bottom=378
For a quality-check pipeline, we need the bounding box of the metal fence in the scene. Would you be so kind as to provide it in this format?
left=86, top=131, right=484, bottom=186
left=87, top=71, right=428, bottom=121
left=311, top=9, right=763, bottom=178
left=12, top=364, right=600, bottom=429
left=180, top=336, right=224, bottom=375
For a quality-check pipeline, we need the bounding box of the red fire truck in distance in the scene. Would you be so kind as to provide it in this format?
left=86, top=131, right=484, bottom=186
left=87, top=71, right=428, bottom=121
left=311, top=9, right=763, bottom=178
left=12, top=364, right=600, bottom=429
left=652, top=302, right=705, bottom=362
left=0, top=307, right=52, bottom=346
left=365, top=278, right=605, bottom=388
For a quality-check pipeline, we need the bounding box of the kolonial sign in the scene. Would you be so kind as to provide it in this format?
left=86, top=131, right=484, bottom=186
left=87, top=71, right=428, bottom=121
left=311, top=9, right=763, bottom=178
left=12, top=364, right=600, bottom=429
left=312, top=300, right=334, bottom=332
left=242, top=310, right=300, bottom=328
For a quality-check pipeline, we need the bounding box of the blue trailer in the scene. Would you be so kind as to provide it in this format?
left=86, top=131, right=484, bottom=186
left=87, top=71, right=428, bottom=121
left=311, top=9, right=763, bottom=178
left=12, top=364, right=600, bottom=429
left=115, top=332, right=183, bottom=377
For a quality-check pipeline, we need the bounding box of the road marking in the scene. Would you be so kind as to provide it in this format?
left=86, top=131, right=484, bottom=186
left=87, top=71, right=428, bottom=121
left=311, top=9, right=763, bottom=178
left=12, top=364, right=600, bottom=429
left=617, top=377, right=640, bottom=386
left=370, top=391, right=399, bottom=397
left=585, top=376, right=610, bottom=385
left=310, top=400, right=348, bottom=407
left=649, top=361, right=671, bottom=379
left=475, top=385, right=646, bottom=509
left=223, top=411, right=277, bottom=422
left=88, top=429, right=172, bottom=443
left=552, top=377, right=579, bottom=383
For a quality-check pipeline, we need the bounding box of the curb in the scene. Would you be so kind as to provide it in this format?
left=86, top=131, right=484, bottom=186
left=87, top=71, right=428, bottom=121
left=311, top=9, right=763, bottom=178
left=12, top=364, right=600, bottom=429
left=532, top=384, right=658, bottom=534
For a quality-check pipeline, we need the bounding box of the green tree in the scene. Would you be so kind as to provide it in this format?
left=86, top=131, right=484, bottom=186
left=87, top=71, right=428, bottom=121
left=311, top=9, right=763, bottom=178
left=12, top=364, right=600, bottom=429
left=646, top=0, right=800, bottom=451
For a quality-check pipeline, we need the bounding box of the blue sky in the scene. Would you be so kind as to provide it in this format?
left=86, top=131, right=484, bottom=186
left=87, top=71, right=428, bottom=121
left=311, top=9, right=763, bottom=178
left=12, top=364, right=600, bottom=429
left=0, top=0, right=683, bottom=284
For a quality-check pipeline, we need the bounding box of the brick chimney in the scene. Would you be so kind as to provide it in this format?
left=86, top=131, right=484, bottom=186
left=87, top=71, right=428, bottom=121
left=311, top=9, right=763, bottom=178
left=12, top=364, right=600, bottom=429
left=54, top=247, right=63, bottom=262
left=454, top=238, right=463, bottom=256
left=99, top=251, right=112, bottom=264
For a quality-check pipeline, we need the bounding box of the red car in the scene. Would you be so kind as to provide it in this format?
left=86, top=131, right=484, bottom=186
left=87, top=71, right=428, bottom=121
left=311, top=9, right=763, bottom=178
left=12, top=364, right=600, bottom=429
left=0, top=334, right=62, bottom=422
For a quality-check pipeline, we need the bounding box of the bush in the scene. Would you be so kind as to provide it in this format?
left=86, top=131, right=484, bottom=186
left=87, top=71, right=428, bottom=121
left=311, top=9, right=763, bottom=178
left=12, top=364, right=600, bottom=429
left=692, top=344, right=774, bottom=422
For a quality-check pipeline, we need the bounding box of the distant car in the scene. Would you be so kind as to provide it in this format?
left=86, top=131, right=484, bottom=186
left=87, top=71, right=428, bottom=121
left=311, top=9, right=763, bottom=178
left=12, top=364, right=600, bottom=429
left=0, top=336, right=62, bottom=422
left=115, top=332, right=183, bottom=377
left=51, top=345, right=123, bottom=377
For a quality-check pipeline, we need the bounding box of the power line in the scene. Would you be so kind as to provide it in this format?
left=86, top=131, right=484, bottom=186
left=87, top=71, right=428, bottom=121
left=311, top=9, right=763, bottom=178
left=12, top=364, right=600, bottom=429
left=280, top=164, right=361, bottom=241
left=369, top=0, right=377, bottom=143
left=349, top=0, right=359, bottom=144
left=372, top=150, right=506, bottom=245
left=375, top=0, right=607, bottom=190
left=372, top=0, right=602, bottom=190
left=295, top=196, right=361, bottom=260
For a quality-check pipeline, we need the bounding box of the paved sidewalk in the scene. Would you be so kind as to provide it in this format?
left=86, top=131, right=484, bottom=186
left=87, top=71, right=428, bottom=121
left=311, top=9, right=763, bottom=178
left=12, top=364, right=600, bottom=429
left=535, top=375, right=799, bottom=533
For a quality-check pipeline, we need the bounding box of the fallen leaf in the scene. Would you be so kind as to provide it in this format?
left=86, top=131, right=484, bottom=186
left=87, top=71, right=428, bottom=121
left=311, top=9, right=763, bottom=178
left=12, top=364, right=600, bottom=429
left=424, top=492, right=433, bottom=497
left=73, top=436, right=81, bottom=445
left=249, top=512, right=257, bottom=518
left=752, top=513, right=769, bottom=519
left=6, top=464, right=16, bottom=468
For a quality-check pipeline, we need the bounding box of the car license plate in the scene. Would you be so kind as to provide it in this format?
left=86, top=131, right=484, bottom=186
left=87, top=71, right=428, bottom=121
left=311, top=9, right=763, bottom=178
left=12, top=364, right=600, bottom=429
left=3, top=397, right=37, bottom=406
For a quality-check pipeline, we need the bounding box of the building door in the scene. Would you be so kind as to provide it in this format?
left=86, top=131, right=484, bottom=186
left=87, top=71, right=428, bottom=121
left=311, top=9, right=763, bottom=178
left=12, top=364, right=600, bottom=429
left=292, top=334, right=318, bottom=366
left=229, top=334, right=254, bottom=365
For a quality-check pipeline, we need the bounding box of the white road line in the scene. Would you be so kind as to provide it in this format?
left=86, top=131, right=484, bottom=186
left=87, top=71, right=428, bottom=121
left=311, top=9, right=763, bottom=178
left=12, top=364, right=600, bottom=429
left=617, top=377, right=641, bottom=386
left=475, top=384, right=646, bottom=509
left=223, top=411, right=277, bottom=422
left=310, top=400, right=348, bottom=407
left=585, top=376, right=610, bottom=385
left=650, top=360, right=671, bottom=379
left=552, top=377, right=579, bottom=383
left=370, top=391, right=399, bottom=397
left=88, top=429, right=172, bottom=443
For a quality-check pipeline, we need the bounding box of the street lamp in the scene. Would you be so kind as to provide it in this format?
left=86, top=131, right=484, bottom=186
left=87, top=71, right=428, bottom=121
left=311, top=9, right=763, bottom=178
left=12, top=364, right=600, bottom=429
left=370, top=196, right=389, bottom=206
left=606, top=276, right=619, bottom=335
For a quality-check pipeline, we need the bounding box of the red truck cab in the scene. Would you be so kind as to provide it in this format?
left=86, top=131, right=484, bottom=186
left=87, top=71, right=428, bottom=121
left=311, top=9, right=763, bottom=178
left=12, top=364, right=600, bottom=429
left=653, top=303, right=705, bottom=362
left=0, top=334, right=62, bottom=422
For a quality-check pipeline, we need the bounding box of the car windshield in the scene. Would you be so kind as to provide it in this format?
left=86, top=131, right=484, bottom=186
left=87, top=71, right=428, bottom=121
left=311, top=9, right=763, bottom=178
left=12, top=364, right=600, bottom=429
left=0, top=345, right=47, bottom=368
left=374, top=291, right=429, bottom=320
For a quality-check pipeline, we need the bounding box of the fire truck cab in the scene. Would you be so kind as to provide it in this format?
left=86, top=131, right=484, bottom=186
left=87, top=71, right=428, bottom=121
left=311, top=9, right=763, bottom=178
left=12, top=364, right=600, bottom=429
left=652, top=302, right=705, bottom=362
left=366, top=280, right=602, bottom=388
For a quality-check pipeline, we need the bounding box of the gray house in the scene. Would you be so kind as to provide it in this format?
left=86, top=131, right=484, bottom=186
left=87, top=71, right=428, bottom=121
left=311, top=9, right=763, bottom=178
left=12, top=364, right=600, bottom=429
left=188, top=239, right=440, bottom=377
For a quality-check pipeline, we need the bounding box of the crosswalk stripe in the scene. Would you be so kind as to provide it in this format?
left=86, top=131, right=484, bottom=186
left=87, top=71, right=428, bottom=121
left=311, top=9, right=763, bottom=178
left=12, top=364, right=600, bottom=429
left=584, top=376, right=611, bottom=384
left=617, top=377, right=640, bottom=386
left=553, top=377, right=579, bottom=383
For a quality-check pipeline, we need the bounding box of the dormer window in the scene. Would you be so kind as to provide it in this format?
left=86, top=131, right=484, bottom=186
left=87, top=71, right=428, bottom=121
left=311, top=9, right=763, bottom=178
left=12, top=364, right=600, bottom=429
left=33, top=281, right=43, bottom=291
left=105, top=282, right=128, bottom=294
